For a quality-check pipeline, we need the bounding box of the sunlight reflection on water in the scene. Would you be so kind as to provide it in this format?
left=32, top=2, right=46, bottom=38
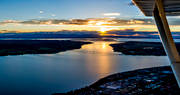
left=0, top=40, right=170, bottom=95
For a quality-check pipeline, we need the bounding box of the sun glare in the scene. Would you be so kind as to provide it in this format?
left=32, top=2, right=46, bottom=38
left=100, top=27, right=107, bottom=33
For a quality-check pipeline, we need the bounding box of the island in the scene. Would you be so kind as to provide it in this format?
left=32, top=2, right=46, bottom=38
left=110, top=41, right=180, bottom=56
left=0, top=40, right=91, bottom=56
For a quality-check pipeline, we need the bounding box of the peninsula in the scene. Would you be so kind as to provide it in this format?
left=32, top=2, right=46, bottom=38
left=0, top=40, right=91, bottom=56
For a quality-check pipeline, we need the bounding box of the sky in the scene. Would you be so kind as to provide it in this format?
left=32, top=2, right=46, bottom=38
left=0, top=0, right=145, bottom=20
left=0, top=0, right=180, bottom=33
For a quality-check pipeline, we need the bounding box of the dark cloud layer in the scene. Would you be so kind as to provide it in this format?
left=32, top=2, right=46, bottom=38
left=0, top=18, right=155, bottom=25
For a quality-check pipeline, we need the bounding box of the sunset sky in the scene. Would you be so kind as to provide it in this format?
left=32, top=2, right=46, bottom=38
left=1, top=0, right=180, bottom=33
left=0, top=0, right=145, bottom=20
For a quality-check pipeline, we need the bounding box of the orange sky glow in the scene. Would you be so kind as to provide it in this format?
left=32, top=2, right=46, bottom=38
left=1, top=19, right=180, bottom=33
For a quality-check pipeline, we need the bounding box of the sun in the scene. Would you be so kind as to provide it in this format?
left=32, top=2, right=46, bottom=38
left=100, top=27, right=108, bottom=33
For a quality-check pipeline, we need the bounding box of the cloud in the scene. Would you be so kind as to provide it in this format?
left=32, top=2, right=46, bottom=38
left=2, top=20, right=21, bottom=23
left=51, top=14, right=56, bottom=17
left=0, top=18, right=154, bottom=26
left=40, top=10, right=44, bottom=14
left=103, top=13, right=120, bottom=16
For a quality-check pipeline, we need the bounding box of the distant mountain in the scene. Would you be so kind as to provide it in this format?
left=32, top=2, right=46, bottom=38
left=0, top=31, right=101, bottom=38
left=0, top=31, right=180, bottom=39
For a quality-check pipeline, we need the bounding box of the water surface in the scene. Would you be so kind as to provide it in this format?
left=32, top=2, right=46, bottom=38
left=0, top=40, right=169, bottom=95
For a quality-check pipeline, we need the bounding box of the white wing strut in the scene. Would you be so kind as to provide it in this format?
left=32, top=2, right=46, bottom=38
left=153, top=0, right=180, bottom=87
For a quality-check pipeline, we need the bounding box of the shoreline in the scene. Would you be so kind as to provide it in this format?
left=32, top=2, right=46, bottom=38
left=110, top=41, right=180, bottom=56
left=52, top=41, right=180, bottom=95
left=0, top=40, right=91, bottom=56
left=53, top=66, right=180, bottom=95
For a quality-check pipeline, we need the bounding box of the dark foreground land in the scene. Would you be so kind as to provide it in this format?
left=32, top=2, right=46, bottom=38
left=53, top=66, right=180, bottom=95
left=110, top=41, right=180, bottom=56
left=0, top=40, right=91, bottom=56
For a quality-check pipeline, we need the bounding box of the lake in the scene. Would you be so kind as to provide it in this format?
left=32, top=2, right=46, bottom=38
left=0, top=39, right=170, bottom=95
